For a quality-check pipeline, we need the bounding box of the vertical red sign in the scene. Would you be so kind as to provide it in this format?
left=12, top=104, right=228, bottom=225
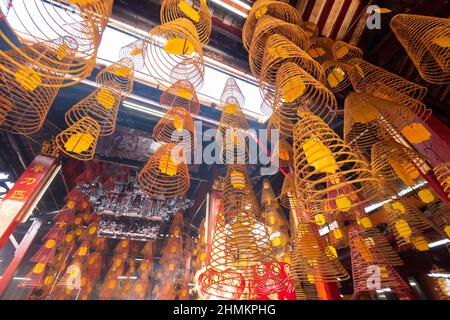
left=0, top=155, right=57, bottom=248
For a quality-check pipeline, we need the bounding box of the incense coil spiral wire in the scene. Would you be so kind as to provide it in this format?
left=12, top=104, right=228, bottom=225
left=308, top=37, right=335, bottom=65
left=95, top=58, right=135, bottom=97
left=332, top=41, right=363, bottom=62
left=434, top=162, right=450, bottom=199
left=242, top=0, right=301, bottom=51
left=270, top=101, right=299, bottom=138
left=64, top=83, right=122, bottom=137
left=273, top=62, right=337, bottom=125
left=428, top=201, right=450, bottom=238
left=0, top=0, right=113, bottom=87
left=160, top=80, right=201, bottom=117
left=347, top=58, right=430, bottom=119
left=279, top=173, right=297, bottom=209
left=248, top=15, right=310, bottom=78
left=0, top=36, right=78, bottom=135
left=322, top=60, right=353, bottom=93
left=349, top=224, right=412, bottom=299
left=223, top=165, right=259, bottom=215
left=259, top=34, right=325, bottom=107
left=160, top=0, right=212, bottom=45
left=144, top=18, right=204, bottom=89
left=390, top=14, right=450, bottom=84
left=293, top=112, right=381, bottom=220
left=371, top=140, right=428, bottom=194
left=120, top=39, right=146, bottom=71
left=55, top=116, right=101, bottom=161
left=152, top=107, right=196, bottom=151
left=138, top=143, right=190, bottom=200
left=299, top=21, right=318, bottom=42
left=271, top=139, right=294, bottom=169
left=220, top=78, right=246, bottom=107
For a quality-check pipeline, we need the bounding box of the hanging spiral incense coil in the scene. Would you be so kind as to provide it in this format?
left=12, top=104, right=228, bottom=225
left=120, top=39, right=146, bottom=71
left=200, top=207, right=284, bottom=300
left=434, top=162, right=450, bottom=199
left=325, top=213, right=349, bottom=250
left=0, top=0, right=113, bottom=87
left=293, top=112, right=381, bottom=220
left=55, top=116, right=101, bottom=161
left=144, top=18, right=204, bottom=89
left=371, top=140, right=428, bottom=194
left=270, top=101, right=299, bottom=138
left=152, top=107, right=196, bottom=151
left=223, top=165, right=259, bottom=215
left=160, top=79, right=200, bottom=118
left=308, top=37, right=335, bottom=65
left=138, top=143, right=190, bottom=200
left=216, top=102, right=250, bottom=164
left=65, top=83, right=122, bottom=137
left=322, top=60, right=353, bottom=93
left=279, top=173, right=297, bottom=209
left=161, top=0, right=212, bottom=45
left=273, top=62, right=337, bottom=125
left=248, top=15, right=310, bottom=78
left=390, top=14, right=450, bottom=84
left=299, top=21, right=318, bottom=42
left=349, top=224, right=412, bottom=298
left=220, top=77, right=245, bottom=107
left=242, top=0, right=301, bottom=51
left=0, top=36, right=78, bottom=135
left=260, top=34, right=324, bottom=107
left=96, top=58, right=135, bottom=97
left=428, top=202, right=450, bottom=237
left=332, top=41, right=363, bottom=62
left=271, top=139, right=294, bottom=169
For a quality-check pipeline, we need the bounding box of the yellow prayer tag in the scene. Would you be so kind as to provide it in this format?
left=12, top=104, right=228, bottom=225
left=282, top=77, right=306, bottom=103
left=224, top=103, right=238, bottom=114
left=159, top=154, right=178, bottom=176
left=178, top=1, right=200, bottom=23
left=164, top=38, right=195, bottom=55
left=308, top=47, right=326, bottom=58
left=401, top=123, right=431, bottom=144
left=64, top=133, right=95, bottom=154
left=335, top=195, right=352, bottom=212
left=327, top=67, right=346, bottom=88
left=268, top=46, right=289, bottom=59
left=114, top=66, right=132, bottom=77
left=354, top=64, right=365, bottom=78
left=177, top=88, right=192, bottom=100
left=33, top=263, right=46, bottom=274
left=417, top=188, right=435, bottom=204
left=411, top=236, right=429, bottom=251
left=56, top=44, right=69, bottom=61
left=255, top=6, right=268, bottom=19
left=15, top=68, right=42, bottom=92
left=131, top=48, right=143, bottom=56
left=302, top=139, right=338, bottom=174
left=391, top=201, right=406, bottom=214
left=433, top=36, right=450, bottom=48
left=334, top=46, right=350, bottom=59
left=395, top=219, right=412, bottom=239
left=97, top=89, right=116, bottom=110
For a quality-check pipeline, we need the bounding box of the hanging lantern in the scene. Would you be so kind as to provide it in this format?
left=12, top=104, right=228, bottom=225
left=160, top=0, right=212, bottom=44
left=144, top=18, right=204, bottom=89
left=55, top=116, right=101, bottom=161
left=390, top=14, right=450, bottom=84
left=0, top=0, right=113, bottom=87
left=138, top=143, right=190, bottom=199
left=242, top=0, right=300, bottom=51
left=249, top=15, right=309, bottom=78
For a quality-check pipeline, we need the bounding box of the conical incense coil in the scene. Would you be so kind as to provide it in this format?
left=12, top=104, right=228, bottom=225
left=18, top=263, right=47, bottom=288
left=293, top=113, right=381, bottom=220
left=322, top=60, right=353, bottom=93
left=260, top=34, right=324, bottom=108
left=271, top=139, right=294, bottom=169
left=223, top=165, right=259, bottom=215
left=242, top=0, right=300, bottom=51
left=273, top=62, right=337, bottom=125
left=144, top=18, right=204, bottom=89
left=30, top=239, right=58, bottom=264
left=429, top=267, right=450, bottom=300
left=220, top=77, right=246, bottom=108
left=249, top=15, right=310, bottom=78
left=152, top=107, right=196, bottom=151
left=215, top=102, right=250, bottom=164
left=0, top=0, right=113, bottom=87
left=307, top=37, right=335, bottom=64
left=279, top=173, right=297, bottom=209
left=0, top=36, right=78, bottom=135
left=348, top=58, right=427, bottom=102
left=95, top=58, right=135, bottom=97
left=299, top=21, right=318, bottom=42
left=200, top=208, right=284, bottom=300
left=132, top=274, right=150, bottom=300
left=390, top=14, right=450, bottom=84
left=65, top=84, right=122, bottom=136
left=429, top=202, right=450, bottom=238
left=160, top=79, right=200, bottom=117
left=371, top=140, right=428, bottom=194
left=332, top=41, right=363, bottom=62
left=291, top=220, right=350, bottom=283
left=270, top=101, right=299, bottom=138
left=349, top=225, right=412, bottom=298
left=55, top=116, right=100, bottom=161
left=434, top=162, right=450, bottom=199
left=138, top=143, right=190, bottom=200
left=161, top=0, right=212, bottom=45
left=120, top=39, right=145, bottom=71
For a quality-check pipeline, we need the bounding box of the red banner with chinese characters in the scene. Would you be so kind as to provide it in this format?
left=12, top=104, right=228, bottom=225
left=0, top=155, right=57, bottom=248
